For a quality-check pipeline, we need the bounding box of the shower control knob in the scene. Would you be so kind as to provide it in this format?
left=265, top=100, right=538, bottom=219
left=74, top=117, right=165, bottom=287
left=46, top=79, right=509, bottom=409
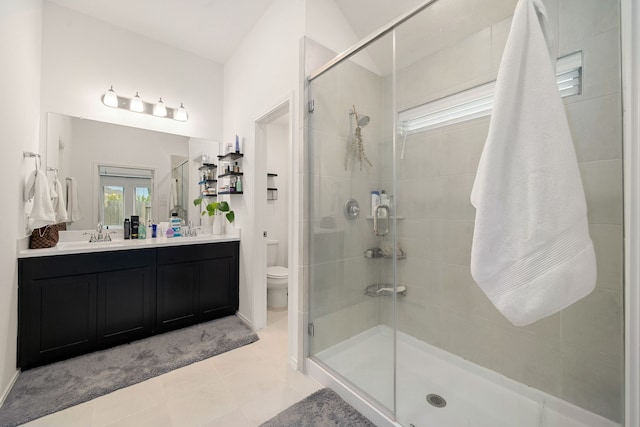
left=343, top=198, right=360, bottom=220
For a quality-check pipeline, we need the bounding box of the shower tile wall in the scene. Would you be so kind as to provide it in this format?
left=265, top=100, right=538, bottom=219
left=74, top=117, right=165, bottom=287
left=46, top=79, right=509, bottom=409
left=307, top=53, right=387, bottom=354
left=383, top=0, right=622, bottom=422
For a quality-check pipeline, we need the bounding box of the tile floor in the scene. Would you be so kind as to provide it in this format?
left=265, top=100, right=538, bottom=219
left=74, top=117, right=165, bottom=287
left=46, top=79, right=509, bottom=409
left=22, top=310, right=323, bottom=427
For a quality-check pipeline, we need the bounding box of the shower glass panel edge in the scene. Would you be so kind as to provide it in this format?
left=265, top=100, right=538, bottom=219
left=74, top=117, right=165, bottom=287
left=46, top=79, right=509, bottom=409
left=305, top=31, right=398, bottom=420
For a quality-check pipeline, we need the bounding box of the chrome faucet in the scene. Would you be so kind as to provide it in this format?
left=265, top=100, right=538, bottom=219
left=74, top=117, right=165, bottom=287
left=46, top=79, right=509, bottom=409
left=84, top=222, right=114, bottom=242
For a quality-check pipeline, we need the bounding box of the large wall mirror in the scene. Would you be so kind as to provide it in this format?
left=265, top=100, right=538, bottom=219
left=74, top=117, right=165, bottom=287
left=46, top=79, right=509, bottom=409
left=45, top=113, right=213, bottom=231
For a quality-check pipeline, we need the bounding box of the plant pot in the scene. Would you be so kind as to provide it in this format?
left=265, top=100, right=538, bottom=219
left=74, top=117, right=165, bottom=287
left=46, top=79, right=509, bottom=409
left=211, top=214, right=225, bottom=235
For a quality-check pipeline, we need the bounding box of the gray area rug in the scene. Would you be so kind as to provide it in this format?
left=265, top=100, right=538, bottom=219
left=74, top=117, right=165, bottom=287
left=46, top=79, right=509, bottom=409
left=260, top=388, right=377, bottom=427
left=0, top=315, right=258, bottom=427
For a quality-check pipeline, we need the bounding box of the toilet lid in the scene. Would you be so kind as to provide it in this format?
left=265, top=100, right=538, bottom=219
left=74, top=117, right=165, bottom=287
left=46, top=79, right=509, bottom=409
left=267, top=266, right=288, bottom=278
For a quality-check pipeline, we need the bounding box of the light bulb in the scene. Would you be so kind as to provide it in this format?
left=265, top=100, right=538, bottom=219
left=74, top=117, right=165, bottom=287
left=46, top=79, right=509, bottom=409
left=103, top=86, right=118, bottom=108
left=153, top=98, right=167, bottom=117
left=130, top=92, right=144, bottom=113
left=175, top=103, right=188, bottom=122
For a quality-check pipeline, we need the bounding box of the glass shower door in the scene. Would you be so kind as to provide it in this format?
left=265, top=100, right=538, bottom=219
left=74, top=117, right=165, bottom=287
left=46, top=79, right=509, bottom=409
left=306, top=33, right=398, bottom=415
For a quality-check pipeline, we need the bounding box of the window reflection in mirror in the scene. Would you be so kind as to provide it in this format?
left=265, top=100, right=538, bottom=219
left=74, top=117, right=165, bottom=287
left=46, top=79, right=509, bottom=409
left=98, top=165, right=153, bottom=228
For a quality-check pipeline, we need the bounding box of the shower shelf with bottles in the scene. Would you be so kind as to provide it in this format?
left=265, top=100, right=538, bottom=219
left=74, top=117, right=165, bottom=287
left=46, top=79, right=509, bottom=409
left=217, top=153, right=244, bottom=195
left=198, top=162, right=217, bottom=197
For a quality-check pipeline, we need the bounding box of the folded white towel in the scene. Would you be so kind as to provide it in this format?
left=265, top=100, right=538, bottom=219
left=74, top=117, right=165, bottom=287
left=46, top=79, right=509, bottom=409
left=470, top=0, right=596, bottom=326
left=50, top=177, right=68, bottom=223
left=66, top=177, right=82, bottom=223
left=24, top=170, right=56, bottom=230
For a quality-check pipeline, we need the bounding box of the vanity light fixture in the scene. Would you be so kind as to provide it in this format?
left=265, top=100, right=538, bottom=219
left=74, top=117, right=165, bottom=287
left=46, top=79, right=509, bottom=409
left=175, top=103, right=188, bottom=122
left=153, top=98, right=167, bottom=117
left=102, top=86, right=119, bottom=108
left=101, top=86, right=189, bottom=122
left=130, top=92, right=144, bottom=113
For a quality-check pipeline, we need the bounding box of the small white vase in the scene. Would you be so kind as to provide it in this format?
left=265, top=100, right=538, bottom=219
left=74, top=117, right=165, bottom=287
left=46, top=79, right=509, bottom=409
left=211, top=214, right=225, bottom=235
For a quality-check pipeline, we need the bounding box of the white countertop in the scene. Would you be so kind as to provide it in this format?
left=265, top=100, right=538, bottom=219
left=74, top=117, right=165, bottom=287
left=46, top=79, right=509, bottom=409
left=18, top=230, right=240, bottom=258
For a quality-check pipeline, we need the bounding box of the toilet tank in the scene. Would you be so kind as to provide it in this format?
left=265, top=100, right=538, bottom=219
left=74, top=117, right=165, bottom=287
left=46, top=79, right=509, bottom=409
left=267, top=239, right=279, bottom=267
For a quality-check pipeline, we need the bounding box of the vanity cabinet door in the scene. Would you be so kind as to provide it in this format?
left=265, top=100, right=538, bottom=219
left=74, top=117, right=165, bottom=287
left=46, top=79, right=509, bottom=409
left=22, top=274, right=98, bottom=369
left=97, top=266, right=154, bottom=347
left=156, top=261, right=199, bottom=332
left=199, top=255, right=238, bottom=320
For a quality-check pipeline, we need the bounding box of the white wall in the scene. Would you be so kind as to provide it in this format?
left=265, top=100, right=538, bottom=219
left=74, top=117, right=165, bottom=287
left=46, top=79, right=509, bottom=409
left=68, top=118, right=189, bottom=230
left=0, top=0, right=42, bottom=401
left=223, top=0, right=304, bottom=331
left=305, top=0, right=379, bottom=74
left=40, top=1, right=223, bottom=141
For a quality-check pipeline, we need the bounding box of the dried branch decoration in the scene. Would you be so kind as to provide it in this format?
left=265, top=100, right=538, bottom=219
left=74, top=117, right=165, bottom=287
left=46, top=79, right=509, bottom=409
left=345, top=105, right=373, bottom=171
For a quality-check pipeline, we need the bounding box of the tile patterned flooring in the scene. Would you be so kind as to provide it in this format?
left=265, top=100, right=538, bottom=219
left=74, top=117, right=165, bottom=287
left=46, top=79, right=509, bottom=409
left=22, top=310, right=322, bottom=427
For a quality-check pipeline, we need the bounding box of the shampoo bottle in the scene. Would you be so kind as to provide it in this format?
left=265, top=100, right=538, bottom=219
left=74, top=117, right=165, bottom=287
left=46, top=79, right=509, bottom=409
left=124, top=218, right=131, bottom=240
left=380, top=190, right=390, bottom=218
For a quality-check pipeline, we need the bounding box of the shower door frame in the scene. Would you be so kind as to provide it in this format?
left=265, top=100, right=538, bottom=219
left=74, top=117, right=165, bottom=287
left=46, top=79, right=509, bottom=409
left=621, top=0, right=640, bottom=425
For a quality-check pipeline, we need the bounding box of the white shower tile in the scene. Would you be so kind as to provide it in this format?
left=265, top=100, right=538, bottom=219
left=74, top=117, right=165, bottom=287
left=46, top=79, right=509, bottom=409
left=566, top=94, right=622, bottom=162
left=579, top=159, right=623, bottom=225
left=561, top=29, right=621, bottom=102
left=397, top=27, right=493, bottom=108
left=491, top=16, right=513, bottom=72
left=491, top=326, right=562, bottom=396
left=561, top=344, right=623, bottom=423
left=559, top=0, right=619, bottom=47
left=561, top=288, right=623, bottom=359
left=442, top=174, right=476, bottom=221
left=589, top=224, right=623, bottom=291
left=441, top=220, right=474, bottom=266
left=440, top=309, right=494, bottom=368
left=441, top=263, right=494, bottom=321
left=440, top=118, right=489, bottom=176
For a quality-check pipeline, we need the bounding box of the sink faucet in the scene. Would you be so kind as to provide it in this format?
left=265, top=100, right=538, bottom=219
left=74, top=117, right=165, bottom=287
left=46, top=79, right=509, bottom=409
left=84, top=223, right=114, bottom=243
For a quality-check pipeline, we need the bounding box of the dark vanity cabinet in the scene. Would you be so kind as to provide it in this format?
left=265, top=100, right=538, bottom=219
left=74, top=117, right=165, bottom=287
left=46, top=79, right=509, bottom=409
left=156, top=242, right=239, bottom=332
left=18, top=241, right=239, bottom=370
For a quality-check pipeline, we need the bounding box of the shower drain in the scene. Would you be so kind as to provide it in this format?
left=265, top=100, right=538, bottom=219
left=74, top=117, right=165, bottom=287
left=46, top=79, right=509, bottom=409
left=426, top=393, right=447, bottom=408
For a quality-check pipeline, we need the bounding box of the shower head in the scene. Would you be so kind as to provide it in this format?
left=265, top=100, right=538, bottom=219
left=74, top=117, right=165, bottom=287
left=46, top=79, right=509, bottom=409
left=350, top=109, right=370, bottom=128
left=357, top=115, right=370, bottom=128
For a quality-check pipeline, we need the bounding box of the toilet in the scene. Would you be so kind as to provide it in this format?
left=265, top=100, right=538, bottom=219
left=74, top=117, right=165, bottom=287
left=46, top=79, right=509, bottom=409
left=267, top=239, right=288, bottom=309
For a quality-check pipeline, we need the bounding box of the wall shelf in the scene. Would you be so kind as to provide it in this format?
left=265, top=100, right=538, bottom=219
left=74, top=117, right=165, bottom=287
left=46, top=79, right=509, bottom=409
left=217, top=153, right=244, bottom=161
left=198, top=163, right=217, bottom=171
left=267, top=173, right=278, bottom=200
left=218, top=172, right=244, bottom=178
left=218, top=191, right=244, bottom=195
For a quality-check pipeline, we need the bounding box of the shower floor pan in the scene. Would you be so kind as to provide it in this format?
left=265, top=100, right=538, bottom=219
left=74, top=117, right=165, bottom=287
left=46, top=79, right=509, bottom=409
left=314, top=325, right=619, bottom=427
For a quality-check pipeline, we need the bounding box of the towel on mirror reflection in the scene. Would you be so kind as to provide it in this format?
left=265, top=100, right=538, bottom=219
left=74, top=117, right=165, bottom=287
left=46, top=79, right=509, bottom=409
left=50, top=176, right=68, bottom=223
left=169, top=178, right=178, bottom=211
left=24, top=170, right=56, bottom=230
left=469, top=0, right=596, bottom=326
left=66, top=177, right=82, bottom=223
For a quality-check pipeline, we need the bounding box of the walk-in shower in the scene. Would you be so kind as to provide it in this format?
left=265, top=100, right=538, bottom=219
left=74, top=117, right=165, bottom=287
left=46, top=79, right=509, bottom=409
left=305, top=0, right=624, bottom=426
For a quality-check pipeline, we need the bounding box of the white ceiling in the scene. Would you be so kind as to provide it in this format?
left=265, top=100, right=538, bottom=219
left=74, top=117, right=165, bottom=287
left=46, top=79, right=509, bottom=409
left=47, top=0, right=277, bottom=63
left=48, top=0, right=517, bottom=72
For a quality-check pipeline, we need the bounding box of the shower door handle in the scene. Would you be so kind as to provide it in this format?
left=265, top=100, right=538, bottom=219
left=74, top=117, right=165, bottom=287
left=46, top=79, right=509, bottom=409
left=373, top=205, right=390, bottom=236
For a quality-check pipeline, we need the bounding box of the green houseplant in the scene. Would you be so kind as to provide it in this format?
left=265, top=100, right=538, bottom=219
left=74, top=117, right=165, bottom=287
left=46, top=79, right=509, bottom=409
left=193, top=198, right=235, bottom=223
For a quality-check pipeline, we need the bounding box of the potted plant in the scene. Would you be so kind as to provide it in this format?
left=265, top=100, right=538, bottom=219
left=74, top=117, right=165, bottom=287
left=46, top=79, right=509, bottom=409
left=193, top=198, right=235, bottom=235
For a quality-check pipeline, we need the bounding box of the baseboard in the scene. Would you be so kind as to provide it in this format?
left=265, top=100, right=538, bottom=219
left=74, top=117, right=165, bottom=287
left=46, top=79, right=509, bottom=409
left=235, top=311, right=253, bottom=331
left=288, top=355, right=298, bottom=371
left=0, top=370, right=20, bottom=408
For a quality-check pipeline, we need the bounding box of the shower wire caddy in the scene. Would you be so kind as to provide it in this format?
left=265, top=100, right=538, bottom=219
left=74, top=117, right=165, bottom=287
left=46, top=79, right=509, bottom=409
left=364, top=283, right=407, bottom=298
